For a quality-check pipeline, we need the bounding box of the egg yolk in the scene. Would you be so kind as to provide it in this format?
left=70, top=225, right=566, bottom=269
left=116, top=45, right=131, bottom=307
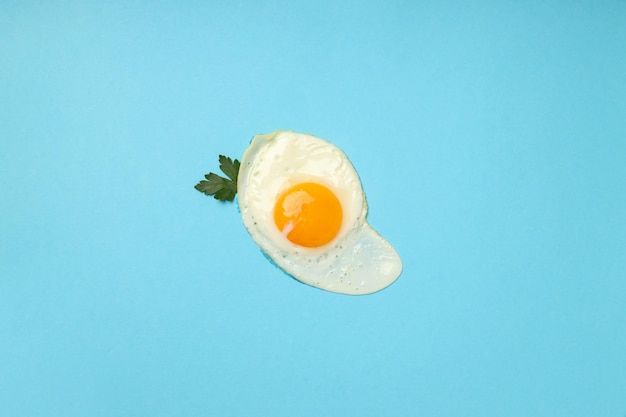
left=273, top=182, right=343, bottom=247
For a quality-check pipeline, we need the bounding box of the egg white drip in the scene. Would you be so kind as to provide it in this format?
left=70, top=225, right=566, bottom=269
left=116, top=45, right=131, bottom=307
left=238, top=131, right=402, bottom=295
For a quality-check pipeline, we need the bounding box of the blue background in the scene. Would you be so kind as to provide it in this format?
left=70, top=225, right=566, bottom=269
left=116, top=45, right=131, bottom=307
left=2, top=1, right=625, bottom=416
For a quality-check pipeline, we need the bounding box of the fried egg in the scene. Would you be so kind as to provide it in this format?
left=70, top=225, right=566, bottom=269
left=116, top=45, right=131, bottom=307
left=237, top=130, right=402, bottom=295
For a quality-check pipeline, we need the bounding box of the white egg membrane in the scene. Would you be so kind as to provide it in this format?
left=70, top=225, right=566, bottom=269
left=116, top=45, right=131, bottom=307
left=237, top=130, right=402, bottom=295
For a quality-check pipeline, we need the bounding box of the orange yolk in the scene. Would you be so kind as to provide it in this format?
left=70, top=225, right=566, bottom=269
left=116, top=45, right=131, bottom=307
left=273, top=182, right=343, bottom=247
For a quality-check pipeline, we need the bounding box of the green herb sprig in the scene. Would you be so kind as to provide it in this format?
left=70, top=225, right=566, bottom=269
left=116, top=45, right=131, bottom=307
left=195, top=155, right=240, bottom=202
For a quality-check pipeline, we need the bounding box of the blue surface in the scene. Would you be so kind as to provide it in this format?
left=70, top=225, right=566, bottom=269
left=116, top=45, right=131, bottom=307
left=2, top=1, right=626, bottom=416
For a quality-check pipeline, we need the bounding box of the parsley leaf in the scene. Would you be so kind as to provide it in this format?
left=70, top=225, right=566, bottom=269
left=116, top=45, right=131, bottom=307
left=195, top=155, right=240, bottom=202
left=219, top=155, right=240, bottom=183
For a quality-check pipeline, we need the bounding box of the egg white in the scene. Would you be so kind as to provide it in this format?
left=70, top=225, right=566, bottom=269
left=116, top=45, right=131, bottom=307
left=237, top=130, right=402, bottom=295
